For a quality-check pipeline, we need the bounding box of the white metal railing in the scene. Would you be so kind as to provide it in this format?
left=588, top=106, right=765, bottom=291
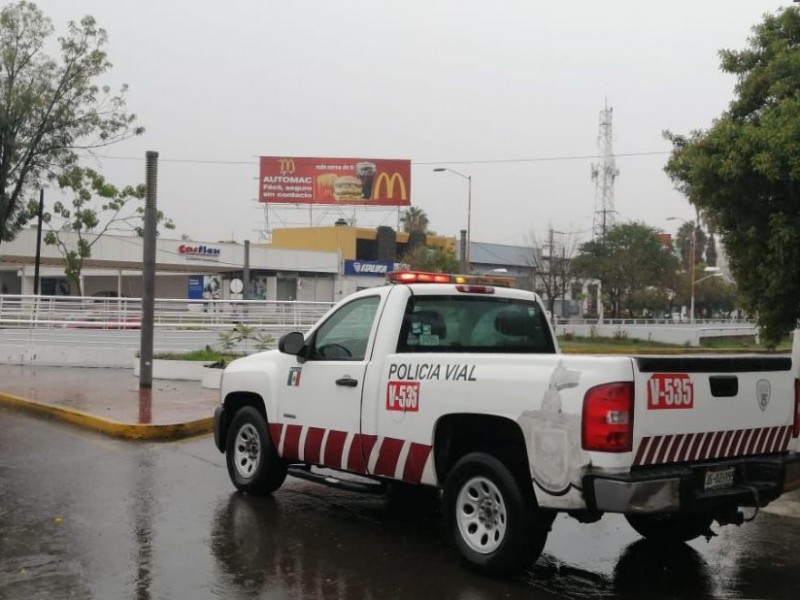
left=0, top=294, right=334, bottom=331
left=554, top=317, right=755, bottom=326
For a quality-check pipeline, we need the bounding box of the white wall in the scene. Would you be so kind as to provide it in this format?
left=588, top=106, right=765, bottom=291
left=554, top=323, right=758, bottom=347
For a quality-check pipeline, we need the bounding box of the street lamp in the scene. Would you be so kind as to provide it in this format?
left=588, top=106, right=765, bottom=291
left=667, top=216, right=697, bottom=323
left=693, top=268, right=722, bottom=321
left=433, top=167, right=472, bottom=273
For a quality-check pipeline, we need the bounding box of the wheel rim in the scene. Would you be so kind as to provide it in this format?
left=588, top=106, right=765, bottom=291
left=455, top=476, right=508, bottom=554
left=233, top=423, right=261, bottom=479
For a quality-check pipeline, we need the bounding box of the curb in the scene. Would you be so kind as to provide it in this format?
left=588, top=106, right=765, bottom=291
left=0, top=391, right=213, bottom=441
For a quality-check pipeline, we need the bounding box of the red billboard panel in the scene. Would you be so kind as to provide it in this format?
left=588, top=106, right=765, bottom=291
left=259, top=156, right=411, bottom=206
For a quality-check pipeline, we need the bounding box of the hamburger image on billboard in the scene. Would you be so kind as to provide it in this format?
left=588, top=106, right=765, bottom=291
left=333, top=175, right=364, bottom=202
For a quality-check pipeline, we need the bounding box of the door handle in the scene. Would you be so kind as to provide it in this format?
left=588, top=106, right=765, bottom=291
left=335, top=376, right=359, bottom=387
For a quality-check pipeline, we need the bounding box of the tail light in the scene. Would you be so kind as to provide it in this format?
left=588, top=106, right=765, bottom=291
left=794, top=379, right=800, bottom=438
left=582, top=382, right=634, bottom=452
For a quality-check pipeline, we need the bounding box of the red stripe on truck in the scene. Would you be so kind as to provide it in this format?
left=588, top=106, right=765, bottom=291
left=633, top=425, right=792, bottom=466
left=271, top=424, right=432, bottom=483
left=403, top=443, right=433, bottom=482
left=303, top=427, right=326, bottom=464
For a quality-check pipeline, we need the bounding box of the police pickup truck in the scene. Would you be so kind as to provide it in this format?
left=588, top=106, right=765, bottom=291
left=213, top=270, right=800, bottom=576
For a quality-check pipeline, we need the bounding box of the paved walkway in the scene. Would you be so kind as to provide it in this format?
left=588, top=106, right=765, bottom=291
left=0, top=365, right=218, bottom=440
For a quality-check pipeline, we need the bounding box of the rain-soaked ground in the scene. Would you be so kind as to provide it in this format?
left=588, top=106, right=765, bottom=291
left=2, top=407, right=800, bottom=600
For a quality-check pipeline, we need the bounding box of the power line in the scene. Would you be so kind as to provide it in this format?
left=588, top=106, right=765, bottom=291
left=79, top=149, right=671, bottom=167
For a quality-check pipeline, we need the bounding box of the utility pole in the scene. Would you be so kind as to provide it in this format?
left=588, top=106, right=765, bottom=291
left=33, top=189, right=44, bottom=295
left=548, top=228, right=555, bottom=315
left=139, top=151, right=158, bottom=389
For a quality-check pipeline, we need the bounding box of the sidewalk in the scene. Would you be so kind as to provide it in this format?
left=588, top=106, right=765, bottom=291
left=0, top=364, right=218, bottom=440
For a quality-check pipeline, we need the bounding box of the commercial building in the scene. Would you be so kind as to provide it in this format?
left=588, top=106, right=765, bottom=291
left=0, top=228, right=339, bottom=301
left=0, top=225, right=588, bottom=313
left=270, top=223, right=454, bottom=298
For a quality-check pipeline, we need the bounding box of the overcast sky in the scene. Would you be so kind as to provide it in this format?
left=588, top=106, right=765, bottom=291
left=33, top=0, right=789, bottom=248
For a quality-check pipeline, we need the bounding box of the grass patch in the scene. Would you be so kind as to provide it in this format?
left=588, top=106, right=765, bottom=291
left=153, top=348, right=243, bottom=362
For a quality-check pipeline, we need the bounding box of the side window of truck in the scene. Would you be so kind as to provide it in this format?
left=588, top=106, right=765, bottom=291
left=397, top=296, right=555, bottom=354
left=310, top=296, right=380, bottom=361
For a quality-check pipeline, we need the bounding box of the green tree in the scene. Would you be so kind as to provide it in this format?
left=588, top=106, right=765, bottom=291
left=572, top=222, right=679, bottom=318
left=694, top=276, right=738, bottom=319
left=674, top=221, right=707, bottom=270
left=399, top=244, right=459, bottom=273
left=400, top=206, right=429, bottom=234
left=664, top=6, right=800, bottom=345
left=0, top=1, right=142, bottom=246
left=35, top=166, right=174, bottom=296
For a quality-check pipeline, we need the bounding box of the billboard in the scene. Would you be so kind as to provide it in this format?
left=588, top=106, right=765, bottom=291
left=259, top=156, right=411, bottom=206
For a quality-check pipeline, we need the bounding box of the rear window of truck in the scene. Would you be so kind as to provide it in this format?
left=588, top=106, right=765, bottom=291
left=396, top=295, right=555, bottom=354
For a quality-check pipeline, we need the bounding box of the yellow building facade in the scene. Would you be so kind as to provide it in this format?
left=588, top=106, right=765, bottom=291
left=269, top=226, right=454, bottom=261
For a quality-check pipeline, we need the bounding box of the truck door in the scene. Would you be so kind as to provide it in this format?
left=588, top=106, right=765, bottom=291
left=276, top=294, right=382, bottom=472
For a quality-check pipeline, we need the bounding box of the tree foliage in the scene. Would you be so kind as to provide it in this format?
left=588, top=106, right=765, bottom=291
left=674, top=221, right=707, bottom=270
left=400, top=206, right=430, bottom=234
left=524, top=229, right=578, bottom=316
left=0, top=1, right=142, bottom=245
left=399, top=244, right=459, bottom=273
left=34, top=166, right=174, bottom=295
left=664, top=6, right=800, bottom=345
left=572, top=222, right=680, bottom=318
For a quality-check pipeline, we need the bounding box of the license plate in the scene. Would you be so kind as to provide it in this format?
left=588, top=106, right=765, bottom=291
left=704, top=467, right=735, bottom=491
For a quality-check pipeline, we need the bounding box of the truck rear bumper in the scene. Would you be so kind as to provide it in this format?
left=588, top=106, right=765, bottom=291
left=585, top=451, right=800, bottom=514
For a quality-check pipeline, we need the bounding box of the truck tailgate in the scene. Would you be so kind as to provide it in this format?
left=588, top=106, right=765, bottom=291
left=631, top=356, right=795, bottom=467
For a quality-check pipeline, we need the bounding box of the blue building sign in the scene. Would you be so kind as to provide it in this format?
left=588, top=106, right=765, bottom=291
left=188, top=275, right=204, bottom=300
left=344, top=260, right=395, bottom=277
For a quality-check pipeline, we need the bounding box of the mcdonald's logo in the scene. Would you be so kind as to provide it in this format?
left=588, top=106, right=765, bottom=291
left=373, top=172, right=407, bottom=200
left=278, top=158, right=296, bottom=174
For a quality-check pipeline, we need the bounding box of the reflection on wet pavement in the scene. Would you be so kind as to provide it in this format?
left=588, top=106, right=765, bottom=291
left=2, top=409, right=800, bottom=599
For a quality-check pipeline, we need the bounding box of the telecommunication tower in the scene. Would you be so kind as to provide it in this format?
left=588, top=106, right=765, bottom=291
left=591, top=101, right=619, bottom=240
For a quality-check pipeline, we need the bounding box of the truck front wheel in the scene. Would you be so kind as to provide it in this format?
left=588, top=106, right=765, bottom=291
left=625, top=512, right=714, bottom=543
left=443, top=452, right=551, bottom=577
left=225, top=406, right=287, bottom=495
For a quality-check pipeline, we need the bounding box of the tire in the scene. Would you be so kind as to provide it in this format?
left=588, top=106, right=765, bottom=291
left=625, top=512, right=714, bottom=543
left=443, top=452, right=551, bottom=577
left=225, top=406, right=287, bottom=495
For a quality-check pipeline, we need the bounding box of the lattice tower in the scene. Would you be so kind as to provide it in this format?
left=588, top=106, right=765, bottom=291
left=590, top=101, right=619, bottom=241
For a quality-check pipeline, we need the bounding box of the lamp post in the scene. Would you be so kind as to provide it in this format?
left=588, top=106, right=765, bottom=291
left=693, top=269, right=722, bottom=320
left=433, top=168, right=472, bottom=272
left=667, top=216, right=697, bottom=323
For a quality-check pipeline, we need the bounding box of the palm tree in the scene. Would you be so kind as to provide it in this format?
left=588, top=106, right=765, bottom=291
left=400, top=206, right=429, bottom=234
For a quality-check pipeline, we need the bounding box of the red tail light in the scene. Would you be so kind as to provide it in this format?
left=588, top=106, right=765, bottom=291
left=582, top=382, right=634, bottom=452
left=794, top=379, right=800, bottom=438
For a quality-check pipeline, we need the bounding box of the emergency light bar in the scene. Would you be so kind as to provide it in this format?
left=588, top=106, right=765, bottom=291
left=386, top=270, right=515, bottom=288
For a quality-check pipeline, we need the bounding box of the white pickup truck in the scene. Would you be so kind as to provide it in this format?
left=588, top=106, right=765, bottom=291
left=213, top=270, right=800, bottom=576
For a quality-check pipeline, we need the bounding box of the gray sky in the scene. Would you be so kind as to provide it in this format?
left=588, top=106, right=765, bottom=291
left=34, top=0, right=789, bottom=248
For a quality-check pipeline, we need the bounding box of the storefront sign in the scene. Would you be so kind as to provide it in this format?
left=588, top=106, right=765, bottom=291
left=259, top=156, right=411, bottom=206
left=344, top=260, right=395, bottom=276
left=188, top=276, right=204, bottom=300
left=179, top=244, right=221, bottom=259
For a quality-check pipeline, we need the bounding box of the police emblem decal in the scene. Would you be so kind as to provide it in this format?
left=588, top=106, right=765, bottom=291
left=756, top=379, right=771, bottom=412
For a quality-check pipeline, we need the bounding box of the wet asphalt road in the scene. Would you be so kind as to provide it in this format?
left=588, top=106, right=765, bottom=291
left=2, top=408, right=800, bottom=600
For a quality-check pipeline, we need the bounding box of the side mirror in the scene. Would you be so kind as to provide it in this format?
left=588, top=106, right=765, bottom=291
left=279, top=332, right=306, bottom=357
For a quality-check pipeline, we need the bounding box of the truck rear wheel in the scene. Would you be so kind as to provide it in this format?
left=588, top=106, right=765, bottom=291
left=625, top=512, right=714, bottom=543
left=443, top=452, right=551, bottom=577
left=225, top=406, right=287, bottom=495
